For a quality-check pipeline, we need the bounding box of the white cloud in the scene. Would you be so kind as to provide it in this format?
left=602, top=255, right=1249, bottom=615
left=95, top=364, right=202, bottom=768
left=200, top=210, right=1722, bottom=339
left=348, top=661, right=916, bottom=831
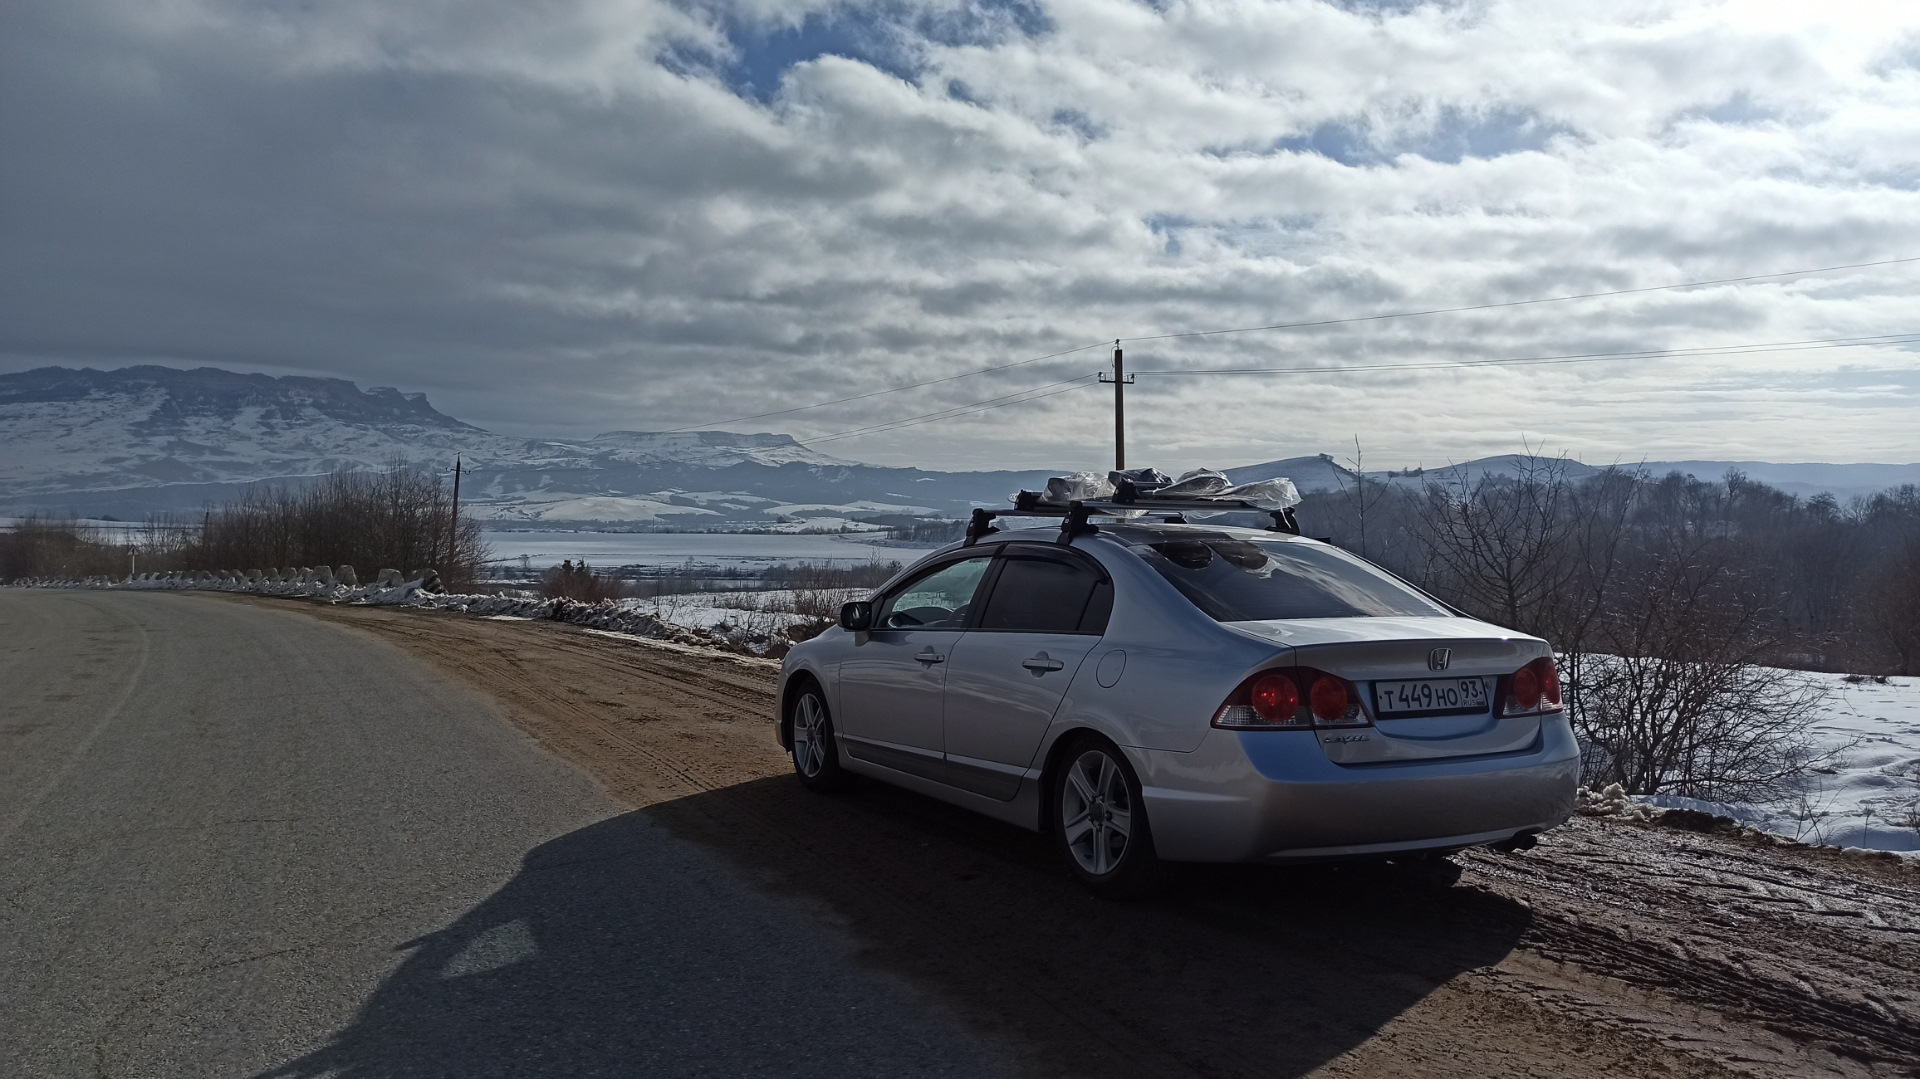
left=2, top=0, right=1917, bottom=473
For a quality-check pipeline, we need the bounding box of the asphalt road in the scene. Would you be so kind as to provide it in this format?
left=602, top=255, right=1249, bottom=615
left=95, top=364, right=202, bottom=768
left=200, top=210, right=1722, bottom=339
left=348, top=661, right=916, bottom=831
left=0, top=589, right=1008, bottom=1079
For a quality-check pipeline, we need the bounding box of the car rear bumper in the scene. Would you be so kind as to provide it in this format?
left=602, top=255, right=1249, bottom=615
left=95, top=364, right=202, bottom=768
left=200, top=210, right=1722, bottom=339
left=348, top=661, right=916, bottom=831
left=1129, top=717, right=1581, bottom=863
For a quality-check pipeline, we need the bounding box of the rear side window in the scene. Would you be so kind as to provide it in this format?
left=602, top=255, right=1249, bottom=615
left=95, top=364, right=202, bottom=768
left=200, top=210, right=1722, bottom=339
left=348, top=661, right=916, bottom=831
left=1129, top=534, right=1448, bottom=621
left=977, top=556, right=1111, bottom=634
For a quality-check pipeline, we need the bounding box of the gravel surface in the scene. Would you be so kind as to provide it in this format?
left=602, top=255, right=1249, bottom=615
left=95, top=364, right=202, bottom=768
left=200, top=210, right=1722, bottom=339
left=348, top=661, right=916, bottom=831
left=252, top=594, right=1920, bottom=1079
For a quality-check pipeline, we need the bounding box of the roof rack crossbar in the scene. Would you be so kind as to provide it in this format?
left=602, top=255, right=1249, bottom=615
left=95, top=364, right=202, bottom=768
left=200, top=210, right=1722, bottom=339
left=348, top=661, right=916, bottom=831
left=963, top=497, right=1300, bottom=545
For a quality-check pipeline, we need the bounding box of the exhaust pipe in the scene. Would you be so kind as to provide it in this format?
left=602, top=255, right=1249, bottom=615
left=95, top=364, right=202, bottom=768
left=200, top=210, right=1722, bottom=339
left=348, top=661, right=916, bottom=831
left=1491, top=830, right=1540, bottom=853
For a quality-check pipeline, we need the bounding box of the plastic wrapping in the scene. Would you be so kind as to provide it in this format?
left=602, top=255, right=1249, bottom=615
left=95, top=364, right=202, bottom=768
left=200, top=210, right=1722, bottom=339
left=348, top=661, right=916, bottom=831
left=1219, top=476, right=1301, bottom=510
left=1041, top=471, right=1115, bottom=504
left=1021, top=467, right=1300, bottom=514
left=1107, top=467, right=1173, bottom=491
left=1156, top=468, right=1234, bottom=499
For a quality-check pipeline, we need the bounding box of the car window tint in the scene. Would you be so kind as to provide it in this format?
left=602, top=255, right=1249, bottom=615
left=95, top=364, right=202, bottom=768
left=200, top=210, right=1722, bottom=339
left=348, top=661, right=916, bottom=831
left=1129, top=534, right=1449, bottom=621
left=878, top=556, right=992, bottom=630
left=1079, top=579, right=1113, bottom=634
left=978, top=557, right=1104, bottom=634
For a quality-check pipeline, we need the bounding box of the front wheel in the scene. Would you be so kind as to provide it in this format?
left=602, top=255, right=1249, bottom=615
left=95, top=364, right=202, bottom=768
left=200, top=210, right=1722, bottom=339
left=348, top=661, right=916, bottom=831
left=788, top=683, right=850, bottom=792
left=1051, top=736, right=1169, bottom=899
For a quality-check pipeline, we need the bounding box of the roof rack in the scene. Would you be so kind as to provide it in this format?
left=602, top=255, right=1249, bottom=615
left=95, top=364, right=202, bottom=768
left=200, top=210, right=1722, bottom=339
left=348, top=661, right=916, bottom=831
left=964, top=497, right=1300, bottom=546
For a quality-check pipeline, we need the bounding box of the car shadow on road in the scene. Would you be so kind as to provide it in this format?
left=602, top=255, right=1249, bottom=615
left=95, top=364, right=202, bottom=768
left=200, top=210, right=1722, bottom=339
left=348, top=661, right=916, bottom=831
left=259, top=775, right=1532, bottom=1079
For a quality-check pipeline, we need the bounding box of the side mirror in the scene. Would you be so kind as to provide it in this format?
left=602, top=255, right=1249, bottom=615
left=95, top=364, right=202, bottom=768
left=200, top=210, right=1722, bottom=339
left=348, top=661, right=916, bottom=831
left=839, top=600, right=874, bottom=632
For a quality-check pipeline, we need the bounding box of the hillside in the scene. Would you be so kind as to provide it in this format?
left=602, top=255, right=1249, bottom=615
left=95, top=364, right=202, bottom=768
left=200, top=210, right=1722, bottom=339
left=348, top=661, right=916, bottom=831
left=4, top=365, right=1914, bottom=525
left=0, top=366, right=1052, bottom=525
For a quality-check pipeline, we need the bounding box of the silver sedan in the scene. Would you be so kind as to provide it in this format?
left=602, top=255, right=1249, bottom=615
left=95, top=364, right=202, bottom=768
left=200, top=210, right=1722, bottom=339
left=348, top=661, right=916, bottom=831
left=776, top=520, right=1580, bottom=896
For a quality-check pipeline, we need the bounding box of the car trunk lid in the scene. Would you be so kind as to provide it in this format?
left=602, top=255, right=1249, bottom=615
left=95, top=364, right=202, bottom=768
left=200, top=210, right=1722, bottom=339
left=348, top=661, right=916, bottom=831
left=1230, top=617, right=1552, bottom=763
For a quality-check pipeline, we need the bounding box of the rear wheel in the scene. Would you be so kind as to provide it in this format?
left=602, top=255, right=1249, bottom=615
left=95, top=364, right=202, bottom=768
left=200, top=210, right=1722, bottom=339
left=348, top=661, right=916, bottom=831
left=788, top=684, right=850, bottom=792
left=1051, top=735, right=1169, bottom=899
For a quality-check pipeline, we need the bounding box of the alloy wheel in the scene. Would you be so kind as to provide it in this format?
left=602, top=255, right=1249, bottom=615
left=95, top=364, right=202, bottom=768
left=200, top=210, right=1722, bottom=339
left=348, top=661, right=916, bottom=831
left=1060, top=748, right=1132, bottom=876
left=792, top=692, right=828, bottom=777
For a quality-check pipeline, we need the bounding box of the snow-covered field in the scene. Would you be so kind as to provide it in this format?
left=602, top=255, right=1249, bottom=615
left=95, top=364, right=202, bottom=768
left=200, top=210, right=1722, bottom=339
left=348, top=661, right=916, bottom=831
left=480, top=529, right=934, bottom=570
left=1635, top=672, right=1920, bottom=854
left=619, top=587, right=867, bottom=638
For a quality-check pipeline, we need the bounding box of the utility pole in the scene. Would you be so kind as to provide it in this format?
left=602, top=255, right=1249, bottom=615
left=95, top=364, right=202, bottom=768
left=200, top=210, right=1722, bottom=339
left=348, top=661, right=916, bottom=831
left=1097, top=340, right=1134, bottom=470
left=444, top=455, right=463, bottom=568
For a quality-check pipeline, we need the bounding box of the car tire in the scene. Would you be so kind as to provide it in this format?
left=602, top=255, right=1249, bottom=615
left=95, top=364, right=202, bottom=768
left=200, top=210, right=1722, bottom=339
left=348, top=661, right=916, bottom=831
left=1050, top=734, right=1170, bottom=899
left=788, top=682, right=850, bottom=792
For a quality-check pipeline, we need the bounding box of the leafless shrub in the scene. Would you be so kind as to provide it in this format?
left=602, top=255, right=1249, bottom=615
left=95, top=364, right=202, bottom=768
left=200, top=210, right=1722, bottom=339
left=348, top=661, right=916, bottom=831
left=1573, top=534, right=1832, bottom=801
left=188, top=465, right=489, bottom=586
left=0, top=513, right=195, bottom=581
left=540, top=560, right=629, bottom=602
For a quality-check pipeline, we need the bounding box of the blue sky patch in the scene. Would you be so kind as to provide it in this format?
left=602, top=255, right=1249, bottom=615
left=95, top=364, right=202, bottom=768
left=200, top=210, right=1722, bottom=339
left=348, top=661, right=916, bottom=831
left=1273, top=121, right=1377, bottom=166
left=699, top=1, right=1051, bottom=104
left=1050, top=108, right=1104, bottom=141
left=1406, top=107, right=1568, bottom=163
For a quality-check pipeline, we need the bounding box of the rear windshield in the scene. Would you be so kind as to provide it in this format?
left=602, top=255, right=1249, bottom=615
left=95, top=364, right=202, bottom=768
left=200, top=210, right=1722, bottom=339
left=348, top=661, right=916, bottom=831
left=1127, top=534, right=1450, bottom=621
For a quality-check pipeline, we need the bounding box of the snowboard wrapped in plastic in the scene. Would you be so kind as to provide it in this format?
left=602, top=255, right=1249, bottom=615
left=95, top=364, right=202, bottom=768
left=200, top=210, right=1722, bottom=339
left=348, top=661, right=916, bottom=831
left=1017, top=467, right=1300, bottom=512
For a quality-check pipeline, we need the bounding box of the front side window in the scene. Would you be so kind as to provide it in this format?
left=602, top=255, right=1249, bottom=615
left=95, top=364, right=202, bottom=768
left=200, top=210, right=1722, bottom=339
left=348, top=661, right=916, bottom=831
left=877, top=556, right=992, bottom=629
left=976, top=555, right=1111, bottom=634
left=1129, top=533, right=1449, bottom=621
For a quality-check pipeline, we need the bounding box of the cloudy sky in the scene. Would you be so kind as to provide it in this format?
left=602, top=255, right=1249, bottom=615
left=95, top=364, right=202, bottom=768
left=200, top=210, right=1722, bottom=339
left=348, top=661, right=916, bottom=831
left=4, top=0, right=1919, bottom=472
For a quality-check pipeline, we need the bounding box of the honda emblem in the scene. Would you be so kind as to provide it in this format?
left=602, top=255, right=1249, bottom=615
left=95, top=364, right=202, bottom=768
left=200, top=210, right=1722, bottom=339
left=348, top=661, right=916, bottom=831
left=1428, top=647, right=1452, bottom=672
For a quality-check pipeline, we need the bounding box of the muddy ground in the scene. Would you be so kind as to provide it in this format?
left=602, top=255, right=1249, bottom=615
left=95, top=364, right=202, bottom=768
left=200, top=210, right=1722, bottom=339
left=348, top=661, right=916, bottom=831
left=246, top=597, right=1920, bottom=1079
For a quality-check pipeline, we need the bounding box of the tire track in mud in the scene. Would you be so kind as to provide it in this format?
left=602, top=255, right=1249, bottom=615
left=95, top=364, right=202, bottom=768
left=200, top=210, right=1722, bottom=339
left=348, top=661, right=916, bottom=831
left=1459, top=821, right=1920, bottom=1071
left=235, top=596, right=1920, bottom=1078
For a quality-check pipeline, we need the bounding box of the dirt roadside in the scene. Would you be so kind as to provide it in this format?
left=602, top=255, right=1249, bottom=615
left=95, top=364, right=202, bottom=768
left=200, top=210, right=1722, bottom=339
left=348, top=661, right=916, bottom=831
left=236, top=596, right=1920, bottom=1079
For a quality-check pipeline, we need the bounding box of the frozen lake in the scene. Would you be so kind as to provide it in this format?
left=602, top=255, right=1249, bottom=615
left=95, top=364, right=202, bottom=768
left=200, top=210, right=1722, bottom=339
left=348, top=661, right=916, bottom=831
left=481, top=530, right=940, bottom=570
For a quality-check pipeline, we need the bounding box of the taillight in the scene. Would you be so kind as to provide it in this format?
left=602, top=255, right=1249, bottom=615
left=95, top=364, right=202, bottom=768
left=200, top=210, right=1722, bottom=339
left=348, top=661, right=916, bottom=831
left=1214, top=668, right=1368, bottom=729
left=1249, top=673, right=1300, bottom=722
left=1309, top=674, right=1350, bottom=722
left=1497, top=657, right=1563, bottom=716
left=1512, top=665, right=1541, bottom=710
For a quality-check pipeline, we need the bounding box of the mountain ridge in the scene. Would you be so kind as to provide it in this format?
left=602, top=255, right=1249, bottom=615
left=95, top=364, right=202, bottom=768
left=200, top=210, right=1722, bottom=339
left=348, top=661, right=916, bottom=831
left=4, top=365, right=1915, bottom=524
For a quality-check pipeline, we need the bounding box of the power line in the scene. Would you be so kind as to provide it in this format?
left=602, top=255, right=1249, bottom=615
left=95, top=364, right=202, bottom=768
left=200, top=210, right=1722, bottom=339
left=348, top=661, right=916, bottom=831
left=659, top=254, right=1917, bottom=436
left=654, top=330, right=1915, bottom=456
left=662, top=339, right=1111, bottom=433
left=655, top=254, right=1919, bottom=451
left=1121, top=256, right=1920, bottom=345
left=1129, top=332, right=1920, bottom=378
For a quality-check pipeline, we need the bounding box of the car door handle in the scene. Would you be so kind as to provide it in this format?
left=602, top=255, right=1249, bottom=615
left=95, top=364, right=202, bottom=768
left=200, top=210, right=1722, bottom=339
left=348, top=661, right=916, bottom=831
left=1021, top=654, right=1066, bottom=672
left=915, top=648, right=945, bottom=665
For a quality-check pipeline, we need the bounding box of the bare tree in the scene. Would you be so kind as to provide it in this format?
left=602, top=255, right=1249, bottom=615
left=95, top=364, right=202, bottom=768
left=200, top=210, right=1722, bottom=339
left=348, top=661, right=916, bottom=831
left=1574, top=529, right=1828, bottom=800
left=1331, top=438, right=1393, bottom=561
left=1415, top=455, right=1583, bottom=635
left=1861, top=534, right=1920, bottom=676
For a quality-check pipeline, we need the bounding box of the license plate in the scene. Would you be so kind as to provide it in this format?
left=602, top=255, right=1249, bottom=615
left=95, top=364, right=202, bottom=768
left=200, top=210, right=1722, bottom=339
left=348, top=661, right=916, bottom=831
left=1373, top=677, right=1489, bottom=717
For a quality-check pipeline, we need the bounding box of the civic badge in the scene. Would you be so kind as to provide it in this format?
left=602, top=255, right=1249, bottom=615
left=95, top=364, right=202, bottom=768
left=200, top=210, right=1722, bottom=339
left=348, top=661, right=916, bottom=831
left=1428, top=647, right=1452, bottom=672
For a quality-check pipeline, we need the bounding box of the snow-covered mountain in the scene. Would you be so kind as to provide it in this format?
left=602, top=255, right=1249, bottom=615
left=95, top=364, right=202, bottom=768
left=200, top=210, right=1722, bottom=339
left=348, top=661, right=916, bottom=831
left=6, top=365, right=1914, bottom=524
left=0, top=366, right=1043, bottom=523
left=1228, top=453, right=1920, bottom=501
